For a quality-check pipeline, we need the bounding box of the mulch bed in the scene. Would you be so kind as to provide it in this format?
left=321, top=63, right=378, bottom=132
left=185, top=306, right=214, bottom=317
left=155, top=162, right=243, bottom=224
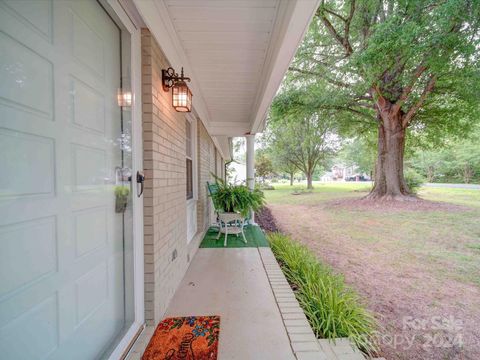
left=256, top=206, right=280, bottom=232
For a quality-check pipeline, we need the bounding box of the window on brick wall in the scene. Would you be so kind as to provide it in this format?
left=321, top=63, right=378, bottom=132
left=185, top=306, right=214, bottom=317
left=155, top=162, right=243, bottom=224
left=186, top=119, right=193, bottom=200
left=186, top=115, right=197, bottom=243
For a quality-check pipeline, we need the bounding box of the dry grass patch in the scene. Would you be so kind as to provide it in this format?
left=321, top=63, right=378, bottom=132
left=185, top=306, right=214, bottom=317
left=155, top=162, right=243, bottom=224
left=264, top=182, right=480, bottom=360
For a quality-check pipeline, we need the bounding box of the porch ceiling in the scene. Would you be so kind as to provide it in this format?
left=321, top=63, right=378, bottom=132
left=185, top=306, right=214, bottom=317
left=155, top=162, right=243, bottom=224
left=133, top=0, right=319, bottom=138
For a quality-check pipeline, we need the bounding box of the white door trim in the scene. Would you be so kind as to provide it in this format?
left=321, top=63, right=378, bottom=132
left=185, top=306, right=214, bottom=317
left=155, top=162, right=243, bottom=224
left=102, top=1, right=145, bottom=359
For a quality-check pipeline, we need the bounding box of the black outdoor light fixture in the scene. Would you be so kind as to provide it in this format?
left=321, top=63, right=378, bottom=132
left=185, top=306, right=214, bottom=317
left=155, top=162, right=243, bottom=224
left=162, top=67, right=193, bottom=112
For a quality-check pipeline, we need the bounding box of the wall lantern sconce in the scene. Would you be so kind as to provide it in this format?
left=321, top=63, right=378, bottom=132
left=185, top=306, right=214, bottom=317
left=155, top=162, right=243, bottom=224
left=162, top=67, right=193, bottom=112
left=117, top=88, right=132, bottom=107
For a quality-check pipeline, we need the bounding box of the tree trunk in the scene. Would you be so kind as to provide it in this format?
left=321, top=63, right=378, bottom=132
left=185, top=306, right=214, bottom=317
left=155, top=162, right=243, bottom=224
left=306, top=172, right=313, bottom=190
left=289, top=172, right=294, bottom=186
left=427, top=166, right=434, bottom=182
left=366, top=111, right=414, bottom=200
left=463, top=164, right=472, bottom=184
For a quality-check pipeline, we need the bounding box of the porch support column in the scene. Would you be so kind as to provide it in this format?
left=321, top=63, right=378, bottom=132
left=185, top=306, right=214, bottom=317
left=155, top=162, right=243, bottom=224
left=246, top=134, right=255, bottom=223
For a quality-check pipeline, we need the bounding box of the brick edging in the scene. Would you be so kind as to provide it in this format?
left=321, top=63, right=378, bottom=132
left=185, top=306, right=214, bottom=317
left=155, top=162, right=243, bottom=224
left=259, top=247, right=368, bottom=360
left=258, top=248, right=326, bottom=359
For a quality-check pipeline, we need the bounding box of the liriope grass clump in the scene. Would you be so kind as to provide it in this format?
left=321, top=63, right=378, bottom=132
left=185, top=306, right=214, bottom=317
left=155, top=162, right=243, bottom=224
left=268, top=232, right=377, bottom=355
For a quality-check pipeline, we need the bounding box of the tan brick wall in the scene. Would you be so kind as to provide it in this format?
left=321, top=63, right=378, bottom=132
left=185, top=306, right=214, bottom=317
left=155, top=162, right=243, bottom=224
left=141, top=29, right=222, bottom=325
left=196, top=121, right=216, bottom=232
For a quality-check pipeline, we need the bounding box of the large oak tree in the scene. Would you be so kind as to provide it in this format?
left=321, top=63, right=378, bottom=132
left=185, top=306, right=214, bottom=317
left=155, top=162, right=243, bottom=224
left=282, top=0, right=480, bottom=200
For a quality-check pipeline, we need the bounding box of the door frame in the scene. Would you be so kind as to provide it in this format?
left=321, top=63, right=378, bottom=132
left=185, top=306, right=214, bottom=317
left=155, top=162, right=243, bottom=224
left=99, top=0, right=145, bottom=358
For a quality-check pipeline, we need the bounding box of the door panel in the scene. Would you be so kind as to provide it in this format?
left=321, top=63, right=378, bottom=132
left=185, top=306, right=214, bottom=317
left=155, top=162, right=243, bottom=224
left=0, top=1, right=130, bottom=358
left=0, top=31, right=53, bottom=118
left=0, top=128, right=55, bottom=198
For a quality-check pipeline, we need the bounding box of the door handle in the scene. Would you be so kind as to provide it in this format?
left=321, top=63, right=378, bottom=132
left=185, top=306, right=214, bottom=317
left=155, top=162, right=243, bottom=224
left=136, top=171, right=145, bottom=197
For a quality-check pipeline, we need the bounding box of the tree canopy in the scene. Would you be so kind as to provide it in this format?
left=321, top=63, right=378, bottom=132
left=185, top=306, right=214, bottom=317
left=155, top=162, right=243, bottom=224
left=288, top=0, right=480, bottom=131
left=266, top=109, right=339, bottom=189
left=271, top=0, right=480, bottom=199
left=255, top=151, right=274, bottom=183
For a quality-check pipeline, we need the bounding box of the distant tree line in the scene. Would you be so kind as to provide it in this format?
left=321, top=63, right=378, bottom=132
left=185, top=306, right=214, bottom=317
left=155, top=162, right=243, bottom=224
left=257, top=124, right=480, bottom=185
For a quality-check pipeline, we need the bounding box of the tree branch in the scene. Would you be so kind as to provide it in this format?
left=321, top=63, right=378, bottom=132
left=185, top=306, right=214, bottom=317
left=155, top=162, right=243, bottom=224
left=402, top=75, right=437, bottom=127
left=288, top=66, right=351, bottom=88
left=372, top=85, right=390, bottom=120
left=353, top=101, right=375, bottom=109
left=344, top=0, right=356, bottom=47
left=324, top=8, right=346, bottom=22
left=317, top=7, right=353, bottom=56
left=341, top=106, right=377, bottom=122
left=319, top=104, right=377, bottom=122
left=391, top=64, right=427, bottom=114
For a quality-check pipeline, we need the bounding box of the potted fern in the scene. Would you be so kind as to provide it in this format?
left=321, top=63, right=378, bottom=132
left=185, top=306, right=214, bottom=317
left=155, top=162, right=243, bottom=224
left=210, top=179, right=265, bottom=217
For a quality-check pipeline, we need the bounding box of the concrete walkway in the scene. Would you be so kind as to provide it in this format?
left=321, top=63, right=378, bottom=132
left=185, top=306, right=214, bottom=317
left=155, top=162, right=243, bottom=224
left=165, top=248, right=296, bottom=359
left=127, top=247, right=365, bottom=360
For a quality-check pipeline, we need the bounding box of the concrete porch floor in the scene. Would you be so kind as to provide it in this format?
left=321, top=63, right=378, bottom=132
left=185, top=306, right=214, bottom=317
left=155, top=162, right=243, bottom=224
left=127, top=246, right=366, bottom=360
left=167, top=248, right=295, bottom=359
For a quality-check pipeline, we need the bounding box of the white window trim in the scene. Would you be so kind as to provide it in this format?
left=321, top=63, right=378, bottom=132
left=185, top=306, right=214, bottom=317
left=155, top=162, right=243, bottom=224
left=186, top=113, right=198, bottom=244
left=186, top=113, right=198, bottom=202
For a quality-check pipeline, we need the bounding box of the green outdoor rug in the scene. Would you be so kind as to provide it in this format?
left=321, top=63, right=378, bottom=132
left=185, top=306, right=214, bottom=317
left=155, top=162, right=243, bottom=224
left=200, top=225, right=269, bottom=248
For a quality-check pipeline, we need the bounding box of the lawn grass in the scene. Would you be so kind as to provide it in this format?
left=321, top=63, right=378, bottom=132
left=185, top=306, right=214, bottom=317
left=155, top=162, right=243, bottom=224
left=265, top=182, right=480, bottom=287
left=419, top=186, right=480, bottom=208
left=264, top=181, right=480, bottom=359
left=264, top=182, right=372, bottom=205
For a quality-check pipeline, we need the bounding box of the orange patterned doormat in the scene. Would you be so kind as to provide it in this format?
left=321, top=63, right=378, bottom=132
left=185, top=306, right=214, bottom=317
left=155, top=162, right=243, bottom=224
left=142, top=316, right=220, bottom=360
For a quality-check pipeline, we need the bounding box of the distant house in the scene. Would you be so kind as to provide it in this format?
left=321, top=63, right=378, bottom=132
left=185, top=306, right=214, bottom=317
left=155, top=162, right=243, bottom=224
left=321, top=172, right=334, bottom=181
left=331, top=164, right=356, bottom=180
left=328, top=164, right=370, bottom=181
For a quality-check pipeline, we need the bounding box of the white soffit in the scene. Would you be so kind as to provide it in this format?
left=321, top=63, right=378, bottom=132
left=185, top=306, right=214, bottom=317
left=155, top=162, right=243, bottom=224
left=133, top=0, right=319, bottom=137
left=213, top=136, right=232, bottom=161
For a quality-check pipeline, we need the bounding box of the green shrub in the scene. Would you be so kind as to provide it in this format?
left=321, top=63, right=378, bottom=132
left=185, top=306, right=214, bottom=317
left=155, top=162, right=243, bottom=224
left=404, top=168, right=425, bottom=194
left=268, top=233, right=377, bottom=355
left=211, top=178, right=265, bottom=217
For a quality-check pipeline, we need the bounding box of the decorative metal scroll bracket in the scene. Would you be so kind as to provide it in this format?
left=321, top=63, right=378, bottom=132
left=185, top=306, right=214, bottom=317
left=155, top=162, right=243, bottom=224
left=162, top=67, right=191, bottom=92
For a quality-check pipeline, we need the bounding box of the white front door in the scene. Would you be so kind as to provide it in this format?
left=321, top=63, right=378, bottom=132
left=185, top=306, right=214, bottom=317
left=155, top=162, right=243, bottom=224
left=0, top=1, right=133, bottom=358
